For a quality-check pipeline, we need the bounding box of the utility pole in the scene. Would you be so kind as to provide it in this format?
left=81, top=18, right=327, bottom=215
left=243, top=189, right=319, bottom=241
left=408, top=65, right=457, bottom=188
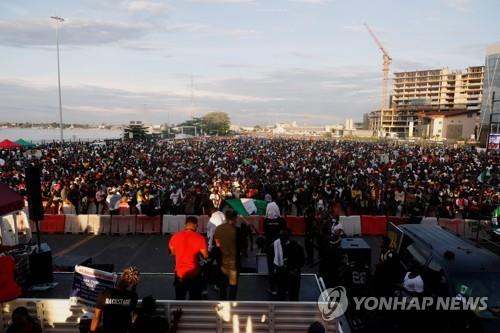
left=51, top=16, right=65, bottom=146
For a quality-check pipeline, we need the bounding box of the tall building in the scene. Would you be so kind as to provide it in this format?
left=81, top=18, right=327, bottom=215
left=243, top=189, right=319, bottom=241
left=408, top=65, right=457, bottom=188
left=369, top=66, right=484, bottom=137
left=479, top=44, right=500, bottom=142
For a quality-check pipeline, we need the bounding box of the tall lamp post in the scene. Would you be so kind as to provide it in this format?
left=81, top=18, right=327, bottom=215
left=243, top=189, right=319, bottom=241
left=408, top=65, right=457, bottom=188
left=51, top=16, right=64, bottom=145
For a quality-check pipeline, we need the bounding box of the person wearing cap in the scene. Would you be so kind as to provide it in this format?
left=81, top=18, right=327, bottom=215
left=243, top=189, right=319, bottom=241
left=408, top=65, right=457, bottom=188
left=263, top=194, right=285, bottom=295
left=169, top=216, right=208, bottom=300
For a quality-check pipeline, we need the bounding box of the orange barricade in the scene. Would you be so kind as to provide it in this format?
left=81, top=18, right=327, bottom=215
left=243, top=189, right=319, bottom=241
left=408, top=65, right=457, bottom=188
left=38, top=214, right=65, bottom=234
left=387, top=216, right=410, bottom=227
left=285, top=216, right=305, bottom=236
left=136, top=215, right=161, bottom=234
left=438, top=218, right=465, bottom=236
left=111, top=215, right=135, bottom=235
left=361, top=215, right=388, bottom=236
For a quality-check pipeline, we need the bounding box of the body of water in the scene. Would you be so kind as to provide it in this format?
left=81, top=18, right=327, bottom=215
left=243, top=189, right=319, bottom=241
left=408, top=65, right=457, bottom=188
left=0, top=128, right=123, bottom=143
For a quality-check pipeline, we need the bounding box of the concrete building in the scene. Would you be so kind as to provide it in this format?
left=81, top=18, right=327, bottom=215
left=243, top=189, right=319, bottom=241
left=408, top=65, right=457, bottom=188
left=479, top=44, right=500, bottom=143
left=369, top=66, right=484, bottom=138
left=417, top=110, right=477, bottom=141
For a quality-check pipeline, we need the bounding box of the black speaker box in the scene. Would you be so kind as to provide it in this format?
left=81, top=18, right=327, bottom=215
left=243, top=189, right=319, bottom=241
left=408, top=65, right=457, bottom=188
left=29, top=244, right=53, bottom=284
left=25, top=166, right=44, bottom=222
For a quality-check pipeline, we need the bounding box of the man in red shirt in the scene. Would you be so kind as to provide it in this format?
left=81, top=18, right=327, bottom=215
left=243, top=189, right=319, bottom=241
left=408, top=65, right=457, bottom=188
left=169, top=216, right=209, bottom=300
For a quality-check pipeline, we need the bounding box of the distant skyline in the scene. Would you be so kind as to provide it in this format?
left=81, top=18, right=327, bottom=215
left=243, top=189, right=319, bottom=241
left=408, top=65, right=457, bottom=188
left=1, top=0, right=499, bottom=126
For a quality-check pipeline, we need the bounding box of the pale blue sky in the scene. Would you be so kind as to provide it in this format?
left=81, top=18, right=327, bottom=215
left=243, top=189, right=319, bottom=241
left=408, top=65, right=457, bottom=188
left=0, top=0, right=499, bottom=125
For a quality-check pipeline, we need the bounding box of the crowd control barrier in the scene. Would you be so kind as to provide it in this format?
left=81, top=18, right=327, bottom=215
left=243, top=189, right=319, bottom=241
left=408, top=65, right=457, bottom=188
left=197, top=215, right=209, bottom=233
left=162, top=215, right=186, bottom=235
left=136, top=215, right=161, bottom=234
left=38, top=215, right=65, bottom=234
left=111, top=215, right=135, bottom=235
left=238, top=215, right=264, bottom=234
left=339, top=215, right=361, bottom=236
left=387, top=216, right=411, bottom=226
left=421, top=217, right=438, bottom=226
left=285, top=216, right=305, bottom=236
left=438, top=218, right=465, bottom=237
left=64, top=215, right=89, bottom=234
left=26, top=212, right=492, bottom=242
left=361, top=215, right=388, bottom=236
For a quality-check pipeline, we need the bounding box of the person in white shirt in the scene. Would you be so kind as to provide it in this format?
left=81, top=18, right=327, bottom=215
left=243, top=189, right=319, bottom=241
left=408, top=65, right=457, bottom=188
left=207, top=206, right=226, bottom=252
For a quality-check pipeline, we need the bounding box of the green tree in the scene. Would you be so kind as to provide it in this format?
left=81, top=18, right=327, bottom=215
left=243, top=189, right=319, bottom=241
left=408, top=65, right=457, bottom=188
left=123, top=122, right=149, bottom=140
left=177, top=117, right=206, bottom=136
left=203, top=112, right=230, bottom=136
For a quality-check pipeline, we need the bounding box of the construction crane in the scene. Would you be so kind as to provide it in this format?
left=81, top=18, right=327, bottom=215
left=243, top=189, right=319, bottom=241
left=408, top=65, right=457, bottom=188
left=364, top=23, right=392, bottom=136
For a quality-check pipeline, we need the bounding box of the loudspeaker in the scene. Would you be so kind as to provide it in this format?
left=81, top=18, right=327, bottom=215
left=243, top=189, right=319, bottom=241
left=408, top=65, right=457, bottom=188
left=29, top=243, right=53, bottom=284
left=25, top=166, right=44, bottom=222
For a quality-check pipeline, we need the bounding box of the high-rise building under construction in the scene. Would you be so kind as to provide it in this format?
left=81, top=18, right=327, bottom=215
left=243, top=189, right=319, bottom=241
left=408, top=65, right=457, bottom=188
left=369, top=66, right=484, bottom=137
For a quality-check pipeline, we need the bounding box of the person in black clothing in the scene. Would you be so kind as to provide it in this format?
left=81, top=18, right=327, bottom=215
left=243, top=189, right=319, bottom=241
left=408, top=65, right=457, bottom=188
left=131, top=296, right=183, bottom=333
left=274, top=228, right=305, bottom=301
left=304, top=205, right=316, bottom=265
left=6, top=306, right=42, bottom=333
left=90, top=266, right=140, bottom=333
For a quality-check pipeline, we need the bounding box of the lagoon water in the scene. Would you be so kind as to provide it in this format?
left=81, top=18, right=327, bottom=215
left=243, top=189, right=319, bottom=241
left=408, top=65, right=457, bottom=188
left=0, top=128, right=122, bottom=143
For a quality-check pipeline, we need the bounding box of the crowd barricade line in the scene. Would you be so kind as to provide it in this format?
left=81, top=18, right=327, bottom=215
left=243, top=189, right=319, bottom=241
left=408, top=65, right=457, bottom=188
left=238, top=215, right=264, bottom=234
left=111, top=215, right=135, bottom=235
left=65, top=214, right=89, bottom=234
left=197, top=215, right=209, bottom=234
left=87, top=214, right=101, bottom=235
left=463, top=219, right=491, bottom=240
left=137, top=215, right=161, bottom=234
left=438, top=218, right=465, bottom=236
left=162, top=215, right=186, bottom=235
left=361, top=215, right=388, bottom=236
left=420, top=217, right=438, bottom=226
left=285, top=216, right=305, bottom=236
left=387, top=216, right=410, bottom=226
left=98, top=215, right=112, bottom=235
left=38, top=214, right=65, bottom=234
left=339, top=215, right=361, bottom=236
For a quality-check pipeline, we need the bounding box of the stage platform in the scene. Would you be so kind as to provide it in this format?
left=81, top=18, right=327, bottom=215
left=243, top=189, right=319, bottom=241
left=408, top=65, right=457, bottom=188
left=24, top=272, right=323, bottom=302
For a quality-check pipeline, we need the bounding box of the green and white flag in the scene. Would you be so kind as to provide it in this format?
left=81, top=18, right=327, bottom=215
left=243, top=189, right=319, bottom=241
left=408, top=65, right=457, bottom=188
left=225, top=198, right=267, bottom=216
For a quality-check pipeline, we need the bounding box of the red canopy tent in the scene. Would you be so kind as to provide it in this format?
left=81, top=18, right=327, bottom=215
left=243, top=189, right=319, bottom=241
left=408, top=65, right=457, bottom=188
left=0, top=139, right=22, bottom=149
left=0, top=183, right=24, bottom=216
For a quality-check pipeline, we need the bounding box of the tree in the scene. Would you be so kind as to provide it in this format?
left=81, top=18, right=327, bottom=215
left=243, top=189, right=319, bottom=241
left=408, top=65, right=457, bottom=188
left=123, top=122, right=148, bottom=140
left=177, top=117, right=206, bottom=136
left=203, top=112, right=230, bottom=136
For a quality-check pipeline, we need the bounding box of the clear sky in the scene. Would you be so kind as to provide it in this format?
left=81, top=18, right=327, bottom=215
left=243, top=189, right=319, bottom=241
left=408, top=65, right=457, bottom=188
left=0, top=0, right=499, bottom=126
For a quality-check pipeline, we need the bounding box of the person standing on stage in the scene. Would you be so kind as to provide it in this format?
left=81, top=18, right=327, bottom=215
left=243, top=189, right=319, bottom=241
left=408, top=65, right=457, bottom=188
left=214, top=209, right=240, bottom=300
left=169, top=216, right=209, bottom=300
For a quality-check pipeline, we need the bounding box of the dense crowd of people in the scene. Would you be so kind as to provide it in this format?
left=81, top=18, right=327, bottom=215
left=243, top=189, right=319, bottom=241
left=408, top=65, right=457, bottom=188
left=0, top=137, right=498, bottom=219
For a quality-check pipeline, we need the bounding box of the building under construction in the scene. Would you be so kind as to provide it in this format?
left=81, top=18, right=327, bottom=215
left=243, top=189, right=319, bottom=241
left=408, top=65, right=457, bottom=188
left=369, top=66, right=485, bottom=137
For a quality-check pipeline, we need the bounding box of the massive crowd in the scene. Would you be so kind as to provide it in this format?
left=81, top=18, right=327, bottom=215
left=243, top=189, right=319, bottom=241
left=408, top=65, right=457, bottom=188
left=0, top=137, right=498, bottom=219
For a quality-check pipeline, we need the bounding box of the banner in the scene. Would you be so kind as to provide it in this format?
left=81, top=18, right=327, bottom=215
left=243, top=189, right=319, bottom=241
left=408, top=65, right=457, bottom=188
left=70, top=265, right=117, bottom=307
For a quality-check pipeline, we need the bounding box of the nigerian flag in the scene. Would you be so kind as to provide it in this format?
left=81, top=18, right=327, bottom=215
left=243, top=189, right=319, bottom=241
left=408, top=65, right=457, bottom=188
left=226, top=198, right=267, bottom=216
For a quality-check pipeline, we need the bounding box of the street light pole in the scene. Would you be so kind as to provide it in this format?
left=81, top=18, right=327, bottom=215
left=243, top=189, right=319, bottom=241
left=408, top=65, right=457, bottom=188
left=51, top=16, right=64, bottom=145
